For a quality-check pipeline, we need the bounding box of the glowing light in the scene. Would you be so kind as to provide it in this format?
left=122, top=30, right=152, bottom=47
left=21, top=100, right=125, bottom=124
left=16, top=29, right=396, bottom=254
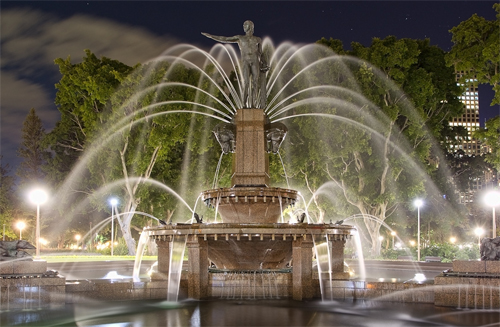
left=414, top=199, right=423, bottom=208
left=474, top=227, right=484, bottom=237
left=414, top=273, right=426, bottom=283
left=450, top=237, right=456, bottom=244
left=28, top=189, right=48, bottom=205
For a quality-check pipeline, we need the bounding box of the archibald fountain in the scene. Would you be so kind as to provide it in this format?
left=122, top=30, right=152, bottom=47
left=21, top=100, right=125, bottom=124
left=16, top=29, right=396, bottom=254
left=2, top=19, right=500, bottom=326
left=145, top=20, right=355, bottom=301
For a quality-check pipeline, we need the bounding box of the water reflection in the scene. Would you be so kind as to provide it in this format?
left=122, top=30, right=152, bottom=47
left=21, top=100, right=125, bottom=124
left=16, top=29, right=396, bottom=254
left=2, top=299, right=499, bottom=326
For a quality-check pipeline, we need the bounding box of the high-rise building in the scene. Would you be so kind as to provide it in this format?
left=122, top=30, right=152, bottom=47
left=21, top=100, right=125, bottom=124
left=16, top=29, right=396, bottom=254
left=449, top=72, right=497, bottom=204
left=449, top=72, right=481, bottom=155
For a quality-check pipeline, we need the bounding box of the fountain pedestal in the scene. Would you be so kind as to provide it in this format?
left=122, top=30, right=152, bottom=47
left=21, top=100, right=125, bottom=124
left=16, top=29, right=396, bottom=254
left=232, top=109, right=269, bottom=187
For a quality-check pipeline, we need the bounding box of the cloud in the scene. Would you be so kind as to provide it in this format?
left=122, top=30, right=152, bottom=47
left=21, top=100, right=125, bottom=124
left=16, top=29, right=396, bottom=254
left=0, top=72, right=56, bottom=168
left=1, top=7, right=181, bottom=168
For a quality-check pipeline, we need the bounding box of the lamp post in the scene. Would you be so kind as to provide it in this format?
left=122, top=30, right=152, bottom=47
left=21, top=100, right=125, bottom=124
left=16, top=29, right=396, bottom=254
left=16, top=221, right=25, bottom=240
left=474, top=227, right=484, bottom=247
left=28, top=188, right=48, bottom=258
left=484, top=190, right=500, bottom=238
left=414, top=199, right=424, bottom=261
left=109, top=198, right=118, bottom=256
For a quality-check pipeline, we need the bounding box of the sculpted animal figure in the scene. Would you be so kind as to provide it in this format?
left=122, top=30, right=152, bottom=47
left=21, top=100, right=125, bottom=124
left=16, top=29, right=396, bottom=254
left=480, top=237, right=500, bottom=261
left=0, top=240, right=36, bottom=259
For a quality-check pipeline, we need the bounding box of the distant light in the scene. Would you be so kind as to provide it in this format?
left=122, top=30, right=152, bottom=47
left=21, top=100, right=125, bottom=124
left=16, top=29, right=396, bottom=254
left=414, top=199, right=423, bottom=208
left=75, top=234, right=81, bottom=241
left=109, top=198, right=118, bottom=206
left=391, top=231, right=396, bottom=236
left=474, top=227, right=484, bottom=237
left=395, top=242, right=402, bottom=249
left=29, top=189, right=48, bottom=205
left=450, top=237, right=457, bottom=244
left=378, top=278, right=385, bottom=282
left=379, top=236, right=384, bottom=241
left=39, top=238, right=48, bottom=245
left=484, top=190, right=500, bottom=207
left=16, top=221, right=26, bottom=230
left=409, top=240, right=416, bottom=246
left=414, top=273, right=426, bottom=283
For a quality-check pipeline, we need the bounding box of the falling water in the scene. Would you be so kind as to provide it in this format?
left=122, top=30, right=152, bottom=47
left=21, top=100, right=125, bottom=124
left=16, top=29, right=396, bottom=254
left=277, top=152, right=290, bottom=189
left=353, top=231, right=366, bottom=281
left=212, top=153, right=224, bottom=189
left=132, top=230, right=151, bottom=282
left=167, top=235, right=187, bottom=302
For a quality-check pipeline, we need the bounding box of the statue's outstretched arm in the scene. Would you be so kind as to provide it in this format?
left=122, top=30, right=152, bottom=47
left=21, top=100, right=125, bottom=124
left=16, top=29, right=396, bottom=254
left=202, top=32, right=239, bottom=43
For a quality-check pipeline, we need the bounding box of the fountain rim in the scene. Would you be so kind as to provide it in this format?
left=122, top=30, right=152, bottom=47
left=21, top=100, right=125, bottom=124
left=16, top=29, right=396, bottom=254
left=201, top=186, right=299, bottom=199
left=145, top=222, right=357, bottom=237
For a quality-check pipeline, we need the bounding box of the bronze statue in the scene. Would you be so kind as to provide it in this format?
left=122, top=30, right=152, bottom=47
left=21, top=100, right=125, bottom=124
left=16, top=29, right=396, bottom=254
left=202, top=20, right=269, bottom=109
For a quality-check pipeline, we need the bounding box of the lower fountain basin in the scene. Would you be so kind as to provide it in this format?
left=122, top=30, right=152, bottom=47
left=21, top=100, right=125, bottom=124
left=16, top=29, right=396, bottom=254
left=148, top=223, right=355, bottom=271
left=201, top=187, right=299, bottom=224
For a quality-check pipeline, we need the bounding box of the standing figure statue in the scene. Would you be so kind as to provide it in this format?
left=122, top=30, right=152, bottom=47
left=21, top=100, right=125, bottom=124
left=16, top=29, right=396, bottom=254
left=202, top=20, right=269, bottom=109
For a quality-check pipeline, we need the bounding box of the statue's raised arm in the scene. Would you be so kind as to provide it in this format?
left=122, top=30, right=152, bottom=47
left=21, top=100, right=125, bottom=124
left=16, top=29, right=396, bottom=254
left=201, top=32, right=239, bottom=44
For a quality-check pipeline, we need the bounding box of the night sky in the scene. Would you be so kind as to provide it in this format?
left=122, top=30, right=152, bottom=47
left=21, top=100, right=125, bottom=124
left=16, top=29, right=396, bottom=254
left=1, top=1, right=498, bottom=170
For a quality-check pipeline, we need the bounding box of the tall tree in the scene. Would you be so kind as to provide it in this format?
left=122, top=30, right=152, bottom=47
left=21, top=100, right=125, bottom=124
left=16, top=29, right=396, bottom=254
left=280, top=37, right=463, bottom=256
left=446, top=3, right=500, bottom=106
left=47, top=50, right=223, bottom=254
left=17, top=108, right=47, bottom=185
left=43, top=50, right=134, bottom=249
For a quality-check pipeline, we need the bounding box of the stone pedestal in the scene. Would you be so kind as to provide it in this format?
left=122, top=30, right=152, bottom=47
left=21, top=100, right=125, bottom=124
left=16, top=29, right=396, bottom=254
left=152, top=237, right=172, bottom=280
left=434, top=260, right=500, bottom=308
left=292, top=238, right=314, bottom=300
left=329, top=239, right=350, bottom=279
left=232, top=109, right=269, bottom=187
left=187, top=235, right=209, bottom=299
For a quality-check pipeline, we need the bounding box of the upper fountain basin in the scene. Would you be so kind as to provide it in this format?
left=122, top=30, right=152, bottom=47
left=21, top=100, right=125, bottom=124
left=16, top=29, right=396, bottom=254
left=201, top=187, right=298, bottom=224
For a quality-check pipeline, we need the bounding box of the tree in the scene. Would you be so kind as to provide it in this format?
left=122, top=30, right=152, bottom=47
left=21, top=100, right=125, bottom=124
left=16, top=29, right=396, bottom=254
left=446, top=3, right=500, bottom=106
left=279, top=37, right=463, bottom=256
left=45, top=49, right=134, bottom=185
left=43, top=50, right=134, bottom=249
left=17, top=108, right=47, bottom=186
left=46, top=50, right=224, bottom=254
left=0, top=159, right=18, bottom=240
left=474, top=116, right=500, bottom=171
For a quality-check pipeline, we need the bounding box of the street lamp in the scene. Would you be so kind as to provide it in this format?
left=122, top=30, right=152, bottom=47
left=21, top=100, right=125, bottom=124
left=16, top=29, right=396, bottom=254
left=391, top=231, right=396, bottom=249
left=28, top=188, right=48, bottom=258
left=484, top=190, right=500, bottom=238
left=414, top=199, right=424, bottom=261
left=16, top=221, right=26, bottom=240
left=108, top=198, right=118, bottom=256
left=474, top=227, right=485, bottom=247
left=450, top=237, right=456, bottom=244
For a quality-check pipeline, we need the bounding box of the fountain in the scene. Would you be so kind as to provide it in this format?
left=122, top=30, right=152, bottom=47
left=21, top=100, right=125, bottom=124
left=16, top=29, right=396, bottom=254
left=4, top=19, right=500, bottom=327
left=146, top=21, right=356, bottom=300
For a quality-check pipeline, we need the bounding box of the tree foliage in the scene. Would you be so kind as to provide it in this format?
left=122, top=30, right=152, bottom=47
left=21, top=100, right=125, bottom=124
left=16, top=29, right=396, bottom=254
left=0, top=160, right=18, bottom=240
left=474, top=116, right=500, bottom=171
left=279, top=36, right=463, bottom=256
left=446, top=3, right=500, bottom=105
left=17, top=108, right=48, bottom=186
